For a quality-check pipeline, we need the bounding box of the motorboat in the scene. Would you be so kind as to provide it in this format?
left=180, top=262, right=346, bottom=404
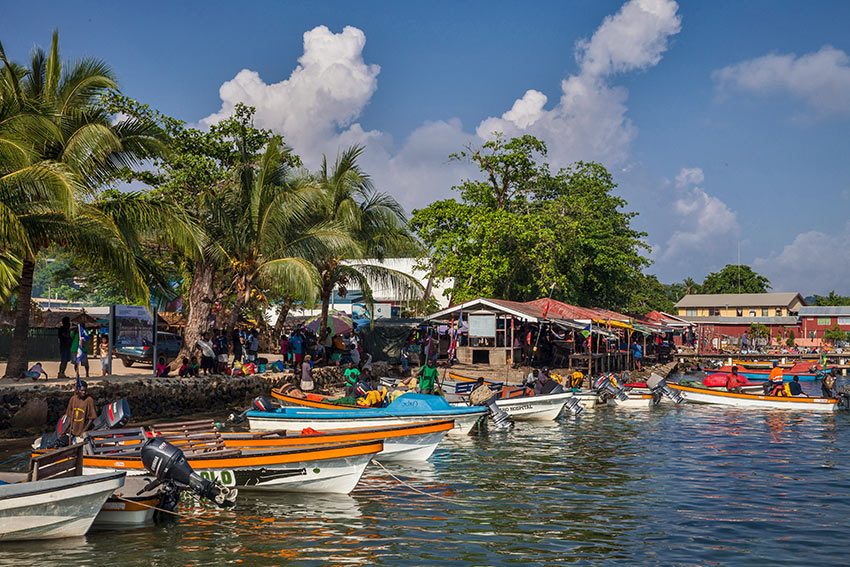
left=715, top=362, right=827, bottom=382
left=668, top=382, right=840, bottom=411
left=248, top=393, right=486, bottom=436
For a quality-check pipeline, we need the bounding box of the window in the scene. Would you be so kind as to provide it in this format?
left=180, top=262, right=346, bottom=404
left=776, top=309, right=782, bottom=316
left=736, top=309, right=743, bottom=317
left=709, top=307, right=721, bottom=316
left=838, top=318, right=850, bottom=326
left=686, top=309, right=697, bottom=317
left=749, top=310, right=756, bottom=317
left=818, top=317, right=831, bottom=325
left=762, top=309, right=768, bottom=317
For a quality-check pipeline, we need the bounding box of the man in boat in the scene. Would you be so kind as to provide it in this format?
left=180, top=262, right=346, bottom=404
left=65, top=380, right=96, bottom=441
left=416, top=359, right=439, bottom=395
left=524, top=368, right=539, bottom=388
left=344, top=362, right=361, bottom=397
left=822, top=369, right=838, bottom=398
left=766, top=363, right=785, bottom=396
left=787, top=376, right=806, bottom=397
left=725, top=366, right=746, bottom=393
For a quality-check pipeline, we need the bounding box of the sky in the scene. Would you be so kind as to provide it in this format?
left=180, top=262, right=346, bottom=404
left=3, top=0, right=850, bottom=295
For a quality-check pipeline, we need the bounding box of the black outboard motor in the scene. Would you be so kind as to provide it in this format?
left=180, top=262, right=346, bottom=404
left=469, top=384, right=513, bottom=430
left=562, top=396, right=584, bottom=416
left=646, top=373, right=686, bottom=405
left=91, top=399, right=131, bottom=431
left=594, top=374, right=629, bottom=402
left=229, top=396, right=274, bottom=424
left=831, top=376, right=850, bottom=409
left=35, top=414, right=72, bottom=450
left=140, top=437, right=237, bottom=507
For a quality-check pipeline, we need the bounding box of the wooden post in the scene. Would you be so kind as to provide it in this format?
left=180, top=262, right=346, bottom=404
left=587, top=322, right=592, bottom=380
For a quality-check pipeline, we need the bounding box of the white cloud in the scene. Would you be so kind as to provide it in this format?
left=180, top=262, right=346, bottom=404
left=199, top=1, right=681, bottom=212
left=659, top=167, right=739, bottom=267
left=713, top=46, right=850, bottom=117
left=674, top=166, right=704, bottom=188
left=754, top=224, right=850, bottom=294
left=476, top=0, right=681, bottom=168
left=200, top=25, right=380, bottom=160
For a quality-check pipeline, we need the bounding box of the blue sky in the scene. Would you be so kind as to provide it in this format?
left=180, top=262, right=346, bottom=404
left=3, top=0, right=850, bottom=294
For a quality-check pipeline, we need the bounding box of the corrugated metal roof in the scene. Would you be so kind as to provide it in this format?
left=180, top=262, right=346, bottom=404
left=674, top=293, right=804, bottom=308
left=679, top=316, right=799, bottom=325
left=798, top=306, right=850, bottom=316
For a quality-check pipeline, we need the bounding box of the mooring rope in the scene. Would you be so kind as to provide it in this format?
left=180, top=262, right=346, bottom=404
left=371, top=460, right=465, bottom=504
left=112, top=494, right=259, bottom=535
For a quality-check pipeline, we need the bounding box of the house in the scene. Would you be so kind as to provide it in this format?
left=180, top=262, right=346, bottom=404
left=797, top=306, right=850, bottom=340
left=674, top=293, right=806, bottom=319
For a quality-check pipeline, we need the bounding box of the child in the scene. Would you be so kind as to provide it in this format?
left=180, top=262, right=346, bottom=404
left=178, top=357, right=191, bottom=377
left=99, top=335, right=110, bottom=376
left=189, top=355, right=200, bottom=377
left=17, top=362, right=48, bottom=382
left=155, top=356, right=169, bottom=377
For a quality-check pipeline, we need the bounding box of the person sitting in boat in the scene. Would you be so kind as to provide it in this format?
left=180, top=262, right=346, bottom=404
left=822, top=370, right=838, bottom=398
left=343, top=362, right=361, bottom=397
left=788, top=376, right=806, bottom=397
left=764, top=363, right=784, bottom=395
left=416, top=359, right=439, bottom=395
left=65, top=380, right=96, bottom=442
left=524, top=369, right=539, bottom=389
left=725, top=366, right=746, bottom=393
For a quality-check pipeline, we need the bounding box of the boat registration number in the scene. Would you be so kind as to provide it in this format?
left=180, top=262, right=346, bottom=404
left=200, top=470, right=235, bottom=486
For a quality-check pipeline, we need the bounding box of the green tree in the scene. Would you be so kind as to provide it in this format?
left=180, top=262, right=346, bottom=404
left=812, top=291, right=850, bottom=306
left=1, top=32, right=198, bottom=378
left=748, top=322, right=770, bottom=339
left=411, top=135, right=649, bottom=310
left=307, top=145, right=422, bottom=328
left=701, top=265, right=770, bottom=294
left=823, top=323, right=845, bottom=343
left=786, top=329, right=795, bottom=347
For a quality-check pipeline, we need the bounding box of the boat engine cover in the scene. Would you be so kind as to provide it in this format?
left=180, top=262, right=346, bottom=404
left=91, top=399, right=131, bottom=430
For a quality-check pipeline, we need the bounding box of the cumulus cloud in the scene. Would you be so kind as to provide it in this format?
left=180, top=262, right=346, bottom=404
left=199, top=1, right=681, bottom=212
left=659, top=167, right=739, bottom=267
left=754, top=223, right=850, bottom=294
left=200, top=25, right=381, bottom=159
left=476, top=0, right=681, bottom=167
left=713, top=46, right=850, bottom=117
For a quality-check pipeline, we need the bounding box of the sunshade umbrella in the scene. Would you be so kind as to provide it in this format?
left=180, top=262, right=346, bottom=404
left=304, top=312, right=353, bottom=335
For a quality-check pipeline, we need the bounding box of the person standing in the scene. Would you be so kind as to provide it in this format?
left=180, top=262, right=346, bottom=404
left=196, top=333, right=216, bottom=375
left=300, top=355, right=314, bottom=392
left=57, top=317, right=72, bottom=380
left=416, top=359, right=439, bottom=395
left=214, top=330, right=229, bottom=374
left=290, top=331, right=304, bottom=366
left=246, top=329, right=260, bottom=363
left=98, top=335, right=110, bottom=376
left=231, top=328, right=243, bottom=365
left=65, top=381, right=96, bottom=441
left=71, top=325, right=90, bottom=380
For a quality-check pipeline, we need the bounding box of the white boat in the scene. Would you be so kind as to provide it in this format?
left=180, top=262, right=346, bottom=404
left=668, top=382, right=839, bottom=411
left=0, top=471, right=126, bottom=541
left=607, top=393, right=656, bottom=408
left=493, top=392, right=574, bottom=421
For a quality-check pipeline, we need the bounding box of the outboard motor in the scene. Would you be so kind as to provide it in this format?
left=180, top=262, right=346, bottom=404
left=91, top=399, right=131, bottom=431
left=229, top=396, right=275, bottom=424
left=140, top=437, right=237, bottom=507
left=832, top=376, right=850, bottom=409
left=594, top=374, right=629, bottom=402
left=35, top=414, right=72, bottom=450
left=469, top=384, right=513, bottom=430
left=646, top=373, right=686, bottom=405
left=562, top=396, right=584, bottom=416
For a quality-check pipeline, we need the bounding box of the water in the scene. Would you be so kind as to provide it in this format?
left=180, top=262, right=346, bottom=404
left=3, top=402, right=850, bottom=565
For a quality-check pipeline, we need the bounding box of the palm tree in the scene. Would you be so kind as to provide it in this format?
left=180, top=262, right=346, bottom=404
left=308, top=145, right=422, bottom=329
left=0, top=32, right=194, bottom=378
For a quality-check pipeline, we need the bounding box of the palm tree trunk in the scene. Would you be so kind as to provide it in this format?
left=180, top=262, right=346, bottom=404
left=272, top=297, right=294, bottom=339
left=172, top=260, right=215, bottom=368
left=227, top=276, right=249, bottom=331
left=4, top=260, right=35, bottom=378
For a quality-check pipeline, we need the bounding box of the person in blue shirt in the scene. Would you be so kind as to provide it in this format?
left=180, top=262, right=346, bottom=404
left=632, top=342, right=643, bottom=371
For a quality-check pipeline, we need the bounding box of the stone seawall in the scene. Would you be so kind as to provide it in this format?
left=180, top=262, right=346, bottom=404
left=0, top=370, right=338, bottom=438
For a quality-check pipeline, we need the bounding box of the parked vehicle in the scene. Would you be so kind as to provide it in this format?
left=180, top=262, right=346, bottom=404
left=115, top=332, right=182, bottom=367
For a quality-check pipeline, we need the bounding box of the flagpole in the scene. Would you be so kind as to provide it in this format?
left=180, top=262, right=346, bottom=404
left=532, top=282, right=556, bottom=365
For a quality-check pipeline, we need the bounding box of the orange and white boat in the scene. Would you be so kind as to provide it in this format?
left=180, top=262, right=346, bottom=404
left=36, top=439, right=383, bottom=495
left=152, top=419, right=455, bottom=462
left=668, top=382, right=840, bottom=411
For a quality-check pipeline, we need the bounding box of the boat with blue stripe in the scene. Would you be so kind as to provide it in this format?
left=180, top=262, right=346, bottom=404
left=247, top=393, right=486, bottom=436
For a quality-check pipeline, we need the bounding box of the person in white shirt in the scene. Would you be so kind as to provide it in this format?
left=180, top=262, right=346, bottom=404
left=196, top=333, right=216, bottom=375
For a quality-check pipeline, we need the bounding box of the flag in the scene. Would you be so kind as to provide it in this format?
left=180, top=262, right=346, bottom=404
left=580, top=325, right=591, bottom=339
left=74, top=324, right=89, bottom=363
left=542, top=299, right=550, bottom=319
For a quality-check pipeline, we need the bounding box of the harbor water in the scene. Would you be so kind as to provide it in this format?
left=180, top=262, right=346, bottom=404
left=2, top=397, right=849, bottom=565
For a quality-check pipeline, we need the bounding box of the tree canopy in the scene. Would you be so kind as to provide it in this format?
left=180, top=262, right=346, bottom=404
left=411, top=135, right=651, bottom=311
left=700, top=265, right=770, bottom=294
left=812, top=291, right=850, bottom=306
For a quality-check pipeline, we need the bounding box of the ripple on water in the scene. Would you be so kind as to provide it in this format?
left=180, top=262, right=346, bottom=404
left=2, top=404, right=850, bottom=565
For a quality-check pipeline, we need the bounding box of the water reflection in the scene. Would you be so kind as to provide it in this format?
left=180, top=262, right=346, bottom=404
left=3, top=400, right=850, bottom=565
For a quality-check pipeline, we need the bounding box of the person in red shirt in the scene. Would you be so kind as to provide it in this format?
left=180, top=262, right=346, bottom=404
left=725, top=366, right=745, bottom=393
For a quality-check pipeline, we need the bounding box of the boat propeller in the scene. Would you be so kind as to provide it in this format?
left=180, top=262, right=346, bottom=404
left=646, top=373, right=686, bottom=405
left=469, top=385, right=513, bottom=429
left=140, top=437, right=237, bottom=508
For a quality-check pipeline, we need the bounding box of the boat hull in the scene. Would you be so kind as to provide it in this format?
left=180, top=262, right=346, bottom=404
left=607, top=393, right=656, bottom=408
left=669, top=383, right=838, bottom=411
left=494, top=393, right=573, bottom=421
left=248, top=412, right=482, bottom=436
left=0, top=472, right=125, bottom=541
left=78, top=442, right=382, bottom=495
